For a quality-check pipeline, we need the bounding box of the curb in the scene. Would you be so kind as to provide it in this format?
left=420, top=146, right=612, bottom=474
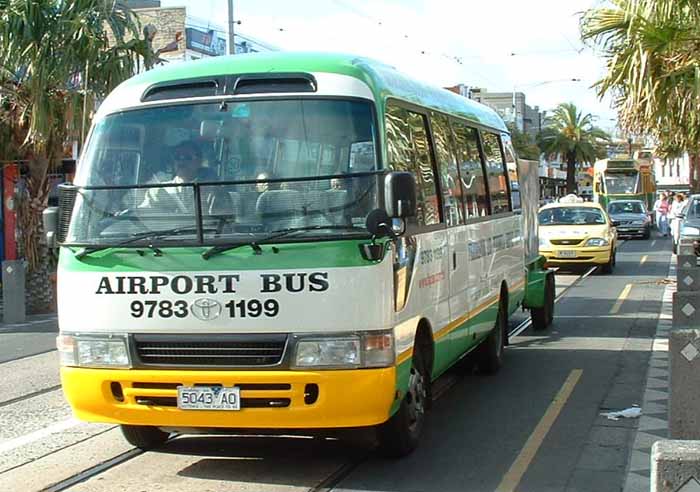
left=623, top=256, right=674, bottom=491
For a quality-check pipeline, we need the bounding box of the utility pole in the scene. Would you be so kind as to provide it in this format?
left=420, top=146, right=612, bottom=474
left=227, top=0, right=235, bottom=55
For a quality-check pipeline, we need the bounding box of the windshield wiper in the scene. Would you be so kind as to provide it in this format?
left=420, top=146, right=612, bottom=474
left=75, top=227, right=216, bottom=260
left=201, top=225, right=367, bottom=260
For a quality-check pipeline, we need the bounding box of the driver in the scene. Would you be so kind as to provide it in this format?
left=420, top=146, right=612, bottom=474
left=141, top=141, right=209, bottom=212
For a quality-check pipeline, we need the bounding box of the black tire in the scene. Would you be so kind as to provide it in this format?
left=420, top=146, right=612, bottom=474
left=120, top=425, right=169, bottom=450
left=642, top=228, right=651, bottom=240
left=377, top=346, right=429, bottom=458
left=477, top=298, right=507, bottom=374
left=601, top=249, right=615, bottom=274
left=532, top=274, right=555, bottom=331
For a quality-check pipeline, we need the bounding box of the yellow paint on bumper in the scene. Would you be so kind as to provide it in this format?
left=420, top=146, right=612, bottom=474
left=60, top=366, right=396, bottom=429
left=540, top=246, right=612, bottom=265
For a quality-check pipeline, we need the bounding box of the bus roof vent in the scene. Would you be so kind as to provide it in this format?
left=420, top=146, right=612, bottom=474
left=232, top=73, right=317, bottom=95
left=141, top=78, right=221, bottom=102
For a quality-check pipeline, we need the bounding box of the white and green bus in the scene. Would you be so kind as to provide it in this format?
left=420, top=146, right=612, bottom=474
left=51, top=52, right=554, bottom=457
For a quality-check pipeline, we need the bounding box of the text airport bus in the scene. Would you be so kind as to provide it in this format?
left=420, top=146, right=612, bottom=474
left=592, top=157, right=656, bottom=211
left=51, top=52, right=554, bottom=457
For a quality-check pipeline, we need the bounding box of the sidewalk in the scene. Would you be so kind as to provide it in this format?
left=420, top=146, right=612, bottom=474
left=0, top=312, right=58, bottom=363
left=623, top=258, right=674, bottom=491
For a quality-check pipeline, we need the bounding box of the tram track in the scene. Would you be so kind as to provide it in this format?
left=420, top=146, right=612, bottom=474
left=0, top=384, right=62, bottom=409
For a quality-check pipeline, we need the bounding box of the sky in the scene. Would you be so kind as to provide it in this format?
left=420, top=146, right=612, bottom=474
left=161, top=0, right=618, bottom=134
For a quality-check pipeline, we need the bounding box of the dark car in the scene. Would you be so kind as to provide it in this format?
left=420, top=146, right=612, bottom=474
left=607, top=200, right=651, bottom=239
left=676, top=194, right=700, bottom=254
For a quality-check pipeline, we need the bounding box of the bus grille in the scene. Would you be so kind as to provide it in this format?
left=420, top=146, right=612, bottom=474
left=132, top=334, right=287, bottom=367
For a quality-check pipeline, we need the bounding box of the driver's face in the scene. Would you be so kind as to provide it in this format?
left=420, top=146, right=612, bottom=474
left=174, top=151, right=199, bottom=181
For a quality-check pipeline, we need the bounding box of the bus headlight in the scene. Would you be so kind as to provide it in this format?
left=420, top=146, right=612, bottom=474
left=293, top=331, right=394, bottom=369
left=585, top=237, right=609, bottom=247
left=56, top=334, right=130, bottom=368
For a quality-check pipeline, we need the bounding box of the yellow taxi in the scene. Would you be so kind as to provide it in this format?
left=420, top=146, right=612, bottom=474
left=538, top=196, right=618, bottom=273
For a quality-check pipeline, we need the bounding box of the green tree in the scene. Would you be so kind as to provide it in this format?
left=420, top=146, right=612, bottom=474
left=506, top=123, right=541, bottom=160
left=580, top=0, right=700, bottom=191
left=537, top=103, right=610, bottom=194
left=0, top=0, right=151, bottom=311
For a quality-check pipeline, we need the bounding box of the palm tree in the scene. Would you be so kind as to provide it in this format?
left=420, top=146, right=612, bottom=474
left=580, top=0, right=700, bottom=191
left=0, top=0, right=152, bottom=311
left=538, top=103, right=610, bottom=194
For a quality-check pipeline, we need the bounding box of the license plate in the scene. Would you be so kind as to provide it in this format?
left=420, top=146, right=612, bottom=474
left=177, top=386, right=241, bottom=411
left=556, top=250, right=577, bottom=258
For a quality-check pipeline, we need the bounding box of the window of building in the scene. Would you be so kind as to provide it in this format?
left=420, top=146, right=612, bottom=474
left=481, top=132, right=510, bottom=214
left=431, top=113, right=464, bottom=226
left=385, top=104, right=440, bottom=226
left=451, top=120, right=489, bottom=218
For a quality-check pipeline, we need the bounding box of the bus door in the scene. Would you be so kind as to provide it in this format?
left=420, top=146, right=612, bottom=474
left=448, top=120, right=491, bottom=354
left=431, top=113, right=469, bottom=363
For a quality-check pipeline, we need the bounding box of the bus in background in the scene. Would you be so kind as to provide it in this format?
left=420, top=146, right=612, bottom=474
left=593, top=157, right=656, bottom=211
left=50, top=52, right=554, bottom=458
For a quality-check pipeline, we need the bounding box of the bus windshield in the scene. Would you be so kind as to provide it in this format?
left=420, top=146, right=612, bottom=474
left=604, top=171, right=638, bottom=194
left=67, top=99, right=379, bottom=245
left=538, top=207, right=607, bottom=226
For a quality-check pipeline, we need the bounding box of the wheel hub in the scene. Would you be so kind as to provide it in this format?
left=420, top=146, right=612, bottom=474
left=406, top=365, right=426, bottom=432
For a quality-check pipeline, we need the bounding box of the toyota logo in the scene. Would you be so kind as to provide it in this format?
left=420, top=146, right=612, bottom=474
left=190, top=298, right=222, bottom=321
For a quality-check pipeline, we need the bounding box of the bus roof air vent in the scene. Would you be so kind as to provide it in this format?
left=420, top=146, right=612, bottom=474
left=232, top=73, right=317, bottom=95
left=141, top=78, right=221, bottom=102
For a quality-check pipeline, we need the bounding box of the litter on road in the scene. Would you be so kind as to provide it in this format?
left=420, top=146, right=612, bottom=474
left=600, top=406, right=642, bottom=420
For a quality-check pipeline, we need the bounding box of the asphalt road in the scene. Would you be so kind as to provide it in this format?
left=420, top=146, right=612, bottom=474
left=0, top=236, right=672, bottom=492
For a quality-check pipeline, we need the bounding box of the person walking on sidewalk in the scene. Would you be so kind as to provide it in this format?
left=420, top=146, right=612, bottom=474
left=670, top=192, right=688, bottom=248
left=654, top=192, right=670, bottom=236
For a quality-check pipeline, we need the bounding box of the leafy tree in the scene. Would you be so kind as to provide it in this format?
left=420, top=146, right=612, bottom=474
left=506, top=123, right=540, bottom=160
left=581, top=0, right=700, bottom=191
left=0, top=0, right=151, bottom=311
left=537, top=103, right=610, bottom=194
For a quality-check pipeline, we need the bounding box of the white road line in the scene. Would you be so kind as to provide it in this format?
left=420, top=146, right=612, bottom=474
left=0, top=418, right=80, bottom=454
left=651, top=240, right=657, bottom=247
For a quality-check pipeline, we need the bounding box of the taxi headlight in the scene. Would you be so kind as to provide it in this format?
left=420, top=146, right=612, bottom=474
left=539, top=237, right=550, bottom=248
left=293, top=331, right=394, bottom=369
left=585, top=237, right=609, bottom=247
left=682, top=226, right=700, bottom=236
left=56, top=334, right=130, bottom=368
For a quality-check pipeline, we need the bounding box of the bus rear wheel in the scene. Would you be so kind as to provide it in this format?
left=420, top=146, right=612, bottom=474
left=531, top=274, right=555, bottom=331
left=120, top=425, right=169, bottom=450
left=477, top=298, right=507, bottom=374
left=377, top=347, right=429, bottom=458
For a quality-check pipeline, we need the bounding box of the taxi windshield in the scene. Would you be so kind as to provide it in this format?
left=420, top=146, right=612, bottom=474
left=538, top=207, right=607, bottom=226
left=608, top=202, right=644, bottom=214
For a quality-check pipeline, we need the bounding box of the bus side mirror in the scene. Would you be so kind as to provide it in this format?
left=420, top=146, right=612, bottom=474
left=385, top=172, right=416, bottom=218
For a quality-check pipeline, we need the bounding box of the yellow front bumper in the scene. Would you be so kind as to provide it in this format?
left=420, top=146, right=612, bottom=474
left=540, top=246, right=612, bottom=265
left=61, top=366, right=397, bottom=429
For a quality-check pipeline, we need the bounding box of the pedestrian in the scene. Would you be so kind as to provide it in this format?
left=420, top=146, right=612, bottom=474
left=654, top=192, right=670, bottom=236
left=669, top=192, right=688, bottom=245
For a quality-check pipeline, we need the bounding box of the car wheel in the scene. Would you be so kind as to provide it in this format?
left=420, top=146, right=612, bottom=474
left=643, top=228, right=650, bottom=240
left=602, top=249, right=615, bottom=274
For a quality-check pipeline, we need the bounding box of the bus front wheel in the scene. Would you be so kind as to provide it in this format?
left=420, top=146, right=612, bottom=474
left=377, top=347, right=429, bottom=458
left=120, top=425, right=169, bottom=450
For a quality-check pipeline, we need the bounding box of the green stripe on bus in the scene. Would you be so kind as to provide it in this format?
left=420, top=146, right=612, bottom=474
left=59, top=239, right=383, bottom=272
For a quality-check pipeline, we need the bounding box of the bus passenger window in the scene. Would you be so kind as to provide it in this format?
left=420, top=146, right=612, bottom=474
left=503, top=140, right=521, bottom=212
left=481, top=132, right=510, bottom=214
left=451, top=121, right=488, bottom=218
left=431, top=113, right=464, bottom=227
left=385, top=104, right=440, bottom=226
